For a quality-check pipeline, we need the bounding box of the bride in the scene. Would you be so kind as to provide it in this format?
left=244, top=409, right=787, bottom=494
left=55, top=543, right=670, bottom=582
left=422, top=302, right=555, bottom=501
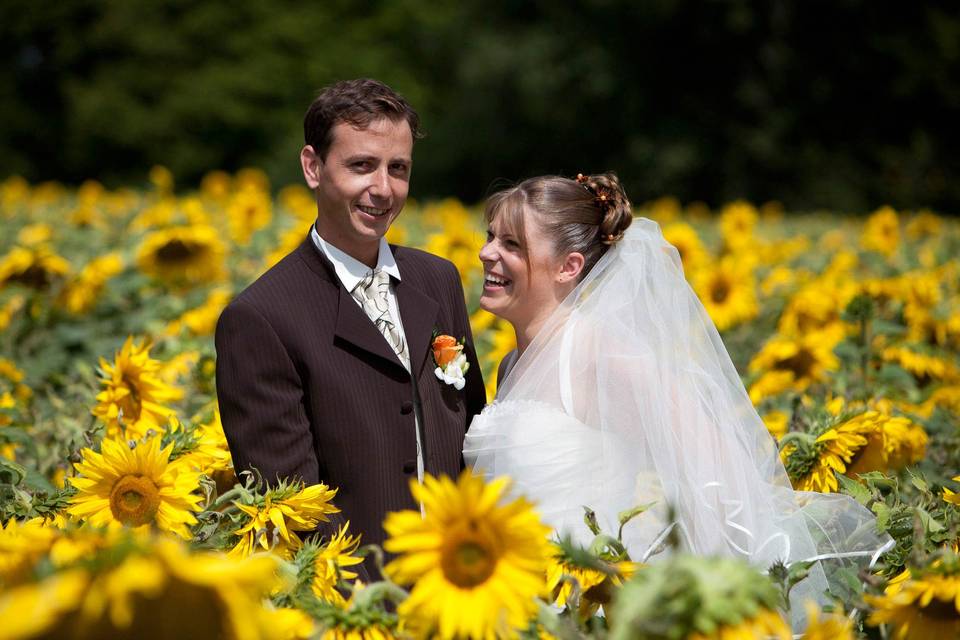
left=462, top=172, right=891, bottom=615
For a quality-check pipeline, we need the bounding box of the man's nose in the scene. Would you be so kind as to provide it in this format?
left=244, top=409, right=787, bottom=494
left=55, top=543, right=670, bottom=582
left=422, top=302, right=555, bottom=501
left=368, top=168, right=391, bottom=199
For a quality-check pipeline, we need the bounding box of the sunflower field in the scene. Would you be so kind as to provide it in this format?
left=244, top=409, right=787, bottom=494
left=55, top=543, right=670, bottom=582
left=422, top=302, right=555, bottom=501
left=1, top=168, right=959, bottom=640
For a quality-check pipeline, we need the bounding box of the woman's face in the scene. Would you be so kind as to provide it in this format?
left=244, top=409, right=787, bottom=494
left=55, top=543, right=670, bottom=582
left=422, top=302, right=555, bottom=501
left=478, top=208, right=566, bottom=327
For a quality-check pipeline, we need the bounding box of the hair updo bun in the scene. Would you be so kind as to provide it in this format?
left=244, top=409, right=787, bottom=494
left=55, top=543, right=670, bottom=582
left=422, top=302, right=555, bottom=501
left=575, top=172, right=633, bottom=246
left=484, top=171, right=634, bottom=282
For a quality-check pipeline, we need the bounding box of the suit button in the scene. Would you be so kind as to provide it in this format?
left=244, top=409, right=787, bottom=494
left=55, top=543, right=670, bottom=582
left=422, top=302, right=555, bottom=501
left=400, top=401, right=414, bottom=415
left=402, top=460, right=416, bottom=474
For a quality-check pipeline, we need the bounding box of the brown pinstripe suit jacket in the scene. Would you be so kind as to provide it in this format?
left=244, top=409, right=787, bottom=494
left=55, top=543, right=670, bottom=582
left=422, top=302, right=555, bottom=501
left=215, top=233, right=486, bottom=562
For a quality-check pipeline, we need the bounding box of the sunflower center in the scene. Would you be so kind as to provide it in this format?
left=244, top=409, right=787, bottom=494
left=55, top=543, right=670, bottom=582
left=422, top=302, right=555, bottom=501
left=9, top=265, right=52, bottom=289
left=119, top=374, right=143, bottom=421
left=109, top=474, right=161, bottom=526
left=775, top=348, right=816, bottom=379
left=710, top=276, right=731, bottom=303
left=156, top=240, right=198, bottom=265
left=440, top=523, right=498, bottom=588
left=920, top=596, right=960, bottom=621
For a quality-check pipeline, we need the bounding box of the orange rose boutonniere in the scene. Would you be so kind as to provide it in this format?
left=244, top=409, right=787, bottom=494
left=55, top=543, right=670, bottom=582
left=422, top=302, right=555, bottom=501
left=432, top=333, right=469, bottom=390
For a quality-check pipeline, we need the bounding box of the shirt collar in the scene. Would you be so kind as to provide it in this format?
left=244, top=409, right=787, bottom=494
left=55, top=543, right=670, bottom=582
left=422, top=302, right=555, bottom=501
left=310, top=225, right=401, bottom=292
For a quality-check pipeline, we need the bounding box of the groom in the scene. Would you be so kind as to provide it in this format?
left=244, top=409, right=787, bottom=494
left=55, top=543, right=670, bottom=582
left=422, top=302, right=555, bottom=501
left=215, top=79, right=486, bottom=567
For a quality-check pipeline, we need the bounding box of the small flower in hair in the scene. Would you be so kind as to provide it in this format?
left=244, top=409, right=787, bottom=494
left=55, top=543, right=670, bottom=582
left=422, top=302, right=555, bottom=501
left=575, top=173, right=588, bottom=184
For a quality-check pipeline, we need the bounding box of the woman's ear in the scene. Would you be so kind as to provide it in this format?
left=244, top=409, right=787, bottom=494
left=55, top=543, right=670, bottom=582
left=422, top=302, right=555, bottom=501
left=557, top=252, right=585, bottom=283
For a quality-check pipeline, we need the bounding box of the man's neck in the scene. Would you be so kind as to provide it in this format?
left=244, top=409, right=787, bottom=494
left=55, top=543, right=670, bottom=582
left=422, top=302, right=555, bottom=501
left=313, top=224, right=379, bottom=268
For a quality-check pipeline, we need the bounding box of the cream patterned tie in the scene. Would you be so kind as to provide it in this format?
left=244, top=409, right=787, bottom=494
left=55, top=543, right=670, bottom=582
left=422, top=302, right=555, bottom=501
left=352, top=269, right=409, bottom=368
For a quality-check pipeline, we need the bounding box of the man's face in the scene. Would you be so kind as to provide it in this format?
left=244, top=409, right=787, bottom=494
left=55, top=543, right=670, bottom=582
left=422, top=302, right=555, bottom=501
left=302, top=117, right=413, bottom=265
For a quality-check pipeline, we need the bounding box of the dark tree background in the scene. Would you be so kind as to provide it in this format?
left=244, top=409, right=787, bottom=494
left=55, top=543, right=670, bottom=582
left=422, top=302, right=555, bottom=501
left=2, top=0, right=958, bottom=212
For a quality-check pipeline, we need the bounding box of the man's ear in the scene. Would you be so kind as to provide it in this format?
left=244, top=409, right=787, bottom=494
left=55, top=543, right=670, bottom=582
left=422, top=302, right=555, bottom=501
left=558, top=252, right=585, bottom=283
left=300, top=145, right=323, bottom=190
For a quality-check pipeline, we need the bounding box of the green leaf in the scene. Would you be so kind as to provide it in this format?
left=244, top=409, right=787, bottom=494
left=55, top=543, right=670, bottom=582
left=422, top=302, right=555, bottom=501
left=917, top=507, right=945, bottom=533
left=837, top=474, right=871, bottom=506
left=872, top=502, right=891, bottom=532
left=0, top=458, right=26, bottom=486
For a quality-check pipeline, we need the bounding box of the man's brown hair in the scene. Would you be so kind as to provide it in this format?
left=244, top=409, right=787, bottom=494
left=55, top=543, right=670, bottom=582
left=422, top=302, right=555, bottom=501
left=303, top=78, right=422, bottom=160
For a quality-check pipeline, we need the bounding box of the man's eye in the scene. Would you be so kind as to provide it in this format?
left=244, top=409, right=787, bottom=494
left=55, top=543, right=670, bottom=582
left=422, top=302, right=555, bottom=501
left=352, top=161, right=371, bottom=170
left=504, top=239, right=519, bottom=249
left=390, top=163, right=409, bottom=174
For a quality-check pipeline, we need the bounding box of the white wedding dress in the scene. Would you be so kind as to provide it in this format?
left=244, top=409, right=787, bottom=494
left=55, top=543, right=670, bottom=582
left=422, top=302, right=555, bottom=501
left=463, top=219, right=892, bottom=622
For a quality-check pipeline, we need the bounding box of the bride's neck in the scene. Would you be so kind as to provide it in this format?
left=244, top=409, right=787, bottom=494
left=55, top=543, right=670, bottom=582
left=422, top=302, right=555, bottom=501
left=513, top=307, right=556, bottom=355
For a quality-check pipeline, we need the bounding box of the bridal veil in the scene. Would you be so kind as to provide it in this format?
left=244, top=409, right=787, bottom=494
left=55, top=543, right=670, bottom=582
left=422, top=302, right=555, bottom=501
left=464, top=217, right=892, bottom=615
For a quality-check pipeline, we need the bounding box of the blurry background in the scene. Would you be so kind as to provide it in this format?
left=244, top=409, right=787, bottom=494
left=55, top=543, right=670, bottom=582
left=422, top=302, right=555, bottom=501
left=1, top=0, right=958, bottom=212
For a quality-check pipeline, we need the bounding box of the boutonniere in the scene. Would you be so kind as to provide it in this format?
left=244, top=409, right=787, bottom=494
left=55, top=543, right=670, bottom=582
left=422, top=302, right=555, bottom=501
left=432, top=332, right=469, bottom=390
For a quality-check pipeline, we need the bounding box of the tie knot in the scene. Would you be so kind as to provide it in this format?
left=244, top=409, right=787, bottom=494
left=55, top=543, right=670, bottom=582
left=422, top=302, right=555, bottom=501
left=356, top=268, right=390, bottom=297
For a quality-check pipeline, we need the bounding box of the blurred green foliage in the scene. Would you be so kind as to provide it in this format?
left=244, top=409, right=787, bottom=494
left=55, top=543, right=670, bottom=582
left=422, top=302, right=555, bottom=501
left=1, top=0, right=958, bottom=211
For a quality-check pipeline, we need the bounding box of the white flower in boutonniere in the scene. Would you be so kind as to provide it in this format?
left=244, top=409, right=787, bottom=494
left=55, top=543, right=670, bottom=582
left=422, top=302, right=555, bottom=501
left=432, top=334, right=470, bottom=390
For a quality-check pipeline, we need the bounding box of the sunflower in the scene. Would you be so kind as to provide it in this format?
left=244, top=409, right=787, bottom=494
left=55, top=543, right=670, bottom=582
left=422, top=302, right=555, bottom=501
left=481, top=320, right=518, bottom=401
left=227, top=185, right=273, bottom=245
left=165, top=287, right=233, bottom=336
left=0, top=569, right=90, bottom=640
left=200, top=169, right=232, bottom=202
left=0, top=517, right=59, bottom=587
left=781, top=413, right=879, bottom=493
left=881, top=415, right=928, bottom=470
left=866, top=563, right=960, bottom=639
left=59, top=252, right=124, bottom=314
left=92, top=337, right=183, bottom=439
left=6, top=532, right=291, bottom=640
left=383, top=471, right=551, bottom=640
left=17, top=223, right=53, bottom=246
left=230, top=482, right=340, bottom=558
left=642, top=196, right=683, bottom=223
left=762, top=410, right=789, bottom=439
left=180, top=410, right=234, bottom=476
left=0, top=245, right=71, bottom=289
left=693, top=258, right=758, bottom=332
left=135, top=224, right=226, bottom=286
left=545, top=542, right=639, bottom=618
left=278, top=184, right=318, bottom=222
left=882, top=346, right=959, bottom=384
left=799, top=603, right=854, bottom=640
left=748, top=327, right=843, bottom=402
left=718, top=200, right=758, bottom=251
left=307, top=522, right=364, bottom=607
left=266, top=224, right=311, bottom=268
left=662, top=222, right=709, bottom=276
left=861, top=205, right=901, bottom=257
left=423, top=225, right=485, bottom=285
left=778, top=280, right=858, bottom=336
left=688, top=608, right=790, bottom=640
left=943, top=477, right=960, bottom=507
left=67, top=434, right=203, bottom=538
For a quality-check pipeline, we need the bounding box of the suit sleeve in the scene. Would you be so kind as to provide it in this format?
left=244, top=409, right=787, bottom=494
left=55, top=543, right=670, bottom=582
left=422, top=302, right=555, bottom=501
left=443, top=263, right=487, bottom=425
left=215, top=299, right=318, bottom=488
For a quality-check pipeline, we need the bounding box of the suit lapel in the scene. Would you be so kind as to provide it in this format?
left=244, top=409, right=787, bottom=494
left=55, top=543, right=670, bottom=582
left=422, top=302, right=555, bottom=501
left=395, top=276, right=439, bottom=377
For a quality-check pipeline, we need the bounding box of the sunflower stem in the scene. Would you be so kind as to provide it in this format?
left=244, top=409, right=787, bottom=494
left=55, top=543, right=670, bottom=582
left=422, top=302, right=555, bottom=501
left=208, top=485, right=248, bottom=510
left=348, top=580, right=408, bottom=609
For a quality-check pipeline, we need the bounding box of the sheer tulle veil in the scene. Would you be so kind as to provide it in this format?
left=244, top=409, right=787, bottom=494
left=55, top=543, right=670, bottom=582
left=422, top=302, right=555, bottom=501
left=463, top=217, right=892, bottom=618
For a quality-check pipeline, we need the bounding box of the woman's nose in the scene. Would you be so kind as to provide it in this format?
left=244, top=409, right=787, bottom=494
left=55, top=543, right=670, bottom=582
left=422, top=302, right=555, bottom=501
left=478, top=241, right=496, bottom=262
